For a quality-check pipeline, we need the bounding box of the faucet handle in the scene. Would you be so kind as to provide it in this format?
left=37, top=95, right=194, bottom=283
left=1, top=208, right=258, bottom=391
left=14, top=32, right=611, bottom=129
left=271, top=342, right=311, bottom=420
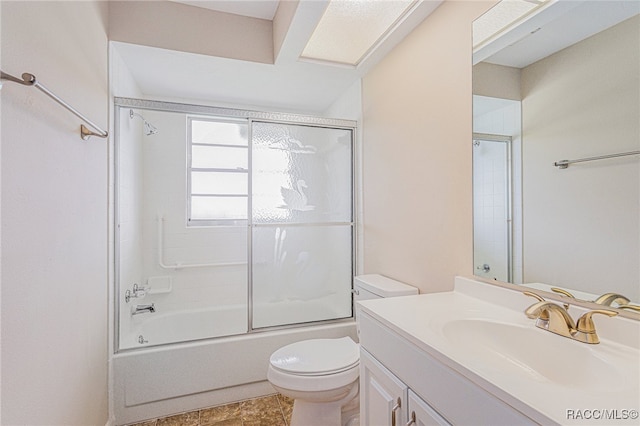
left=549, top=287, right=573, bottom=310
left=574, top=309, right=618, bottom=344
left=617, top=304, right=640, bottom=312
left=523, top=291, right=545, bottom=302
left=593, top=293, right=630, bottom=306
left=523, top=291, right=548, bottom=320
left=551, top=287, right=575, bottom=298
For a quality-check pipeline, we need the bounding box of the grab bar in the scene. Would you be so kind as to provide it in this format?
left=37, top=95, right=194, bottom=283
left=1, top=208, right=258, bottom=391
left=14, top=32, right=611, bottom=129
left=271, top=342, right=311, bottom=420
left=554, top=150, right=640, bottom=169
left=0, top=70, right=108, bottom=140
left=157, top=216, right=247, bottom=270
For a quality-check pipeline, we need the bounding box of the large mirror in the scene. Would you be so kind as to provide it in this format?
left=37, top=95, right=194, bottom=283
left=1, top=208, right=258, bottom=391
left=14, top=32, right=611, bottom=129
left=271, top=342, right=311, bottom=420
left=472, top=0, right=640, bottom=309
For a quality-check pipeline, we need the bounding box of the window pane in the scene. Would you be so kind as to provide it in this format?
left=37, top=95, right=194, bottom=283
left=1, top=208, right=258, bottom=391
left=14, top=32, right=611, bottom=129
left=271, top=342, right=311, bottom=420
left=191, top=196, right=247, bottom=220
left=192, top=145, right=248, bottom=170
left=192, top=120, right=248, bottom=146
left=192, top=172, right=247, bottom=195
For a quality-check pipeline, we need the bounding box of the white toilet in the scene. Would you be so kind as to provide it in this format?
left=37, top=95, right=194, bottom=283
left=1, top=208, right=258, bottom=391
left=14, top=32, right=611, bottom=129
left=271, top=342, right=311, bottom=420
left=267, top=274, right=418, bottom=426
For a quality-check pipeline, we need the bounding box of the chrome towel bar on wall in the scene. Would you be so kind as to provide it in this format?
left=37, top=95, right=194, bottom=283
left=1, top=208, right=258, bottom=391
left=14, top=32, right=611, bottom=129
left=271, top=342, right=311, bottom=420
left=554, top=150, right=640, bottom=169
left=0, top=69, right=108, bottom=140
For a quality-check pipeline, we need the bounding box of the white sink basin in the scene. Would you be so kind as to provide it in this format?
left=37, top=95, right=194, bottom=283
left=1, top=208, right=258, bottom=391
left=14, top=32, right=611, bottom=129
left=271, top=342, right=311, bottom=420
left=358, top=278, right=640, bottom=425
left=441, top=319, right=630, bottom=391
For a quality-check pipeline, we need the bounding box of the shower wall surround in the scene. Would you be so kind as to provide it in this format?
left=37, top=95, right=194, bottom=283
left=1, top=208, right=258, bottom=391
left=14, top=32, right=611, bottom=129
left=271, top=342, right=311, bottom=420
left=473, top=96, right=522, bottom=284
left=115, top=101, right=356, bottom=350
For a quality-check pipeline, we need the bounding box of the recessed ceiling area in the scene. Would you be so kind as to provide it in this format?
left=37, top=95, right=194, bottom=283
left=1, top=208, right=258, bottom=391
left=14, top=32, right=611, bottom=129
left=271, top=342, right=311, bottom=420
left=114, top=41, right=361, bottom=113
left=112, top=0, right=443, bottom=114
left=474, top=0, right=640, bottom=68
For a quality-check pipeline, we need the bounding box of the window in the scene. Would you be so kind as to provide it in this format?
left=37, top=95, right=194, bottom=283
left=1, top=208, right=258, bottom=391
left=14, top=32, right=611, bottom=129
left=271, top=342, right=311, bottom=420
left=187, top=117, right=249, bottom=226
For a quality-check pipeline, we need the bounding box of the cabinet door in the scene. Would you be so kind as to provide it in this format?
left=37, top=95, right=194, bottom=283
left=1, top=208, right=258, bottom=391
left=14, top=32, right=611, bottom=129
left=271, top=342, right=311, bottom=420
left=407, top=390, right=451, bottom=426
left=360, top=349, right=407, bottom=426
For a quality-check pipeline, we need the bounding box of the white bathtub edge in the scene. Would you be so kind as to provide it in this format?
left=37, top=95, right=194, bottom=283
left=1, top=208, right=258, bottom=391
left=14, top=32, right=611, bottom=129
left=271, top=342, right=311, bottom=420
left=113, top=321, right=357, bottom=424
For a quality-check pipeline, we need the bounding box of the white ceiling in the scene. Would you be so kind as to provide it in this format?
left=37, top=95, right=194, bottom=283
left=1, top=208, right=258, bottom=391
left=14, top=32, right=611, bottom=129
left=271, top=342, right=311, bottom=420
left=115, top=0, right=442, bottom=114
left=115, top=41, right=361, bottom=113
left=477, top=0, right=640, bottom=68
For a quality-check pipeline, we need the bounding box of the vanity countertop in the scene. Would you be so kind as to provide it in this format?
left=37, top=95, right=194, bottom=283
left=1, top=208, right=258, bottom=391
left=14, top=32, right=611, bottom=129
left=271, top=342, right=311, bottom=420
left=357, top=277, right=640, bottom=425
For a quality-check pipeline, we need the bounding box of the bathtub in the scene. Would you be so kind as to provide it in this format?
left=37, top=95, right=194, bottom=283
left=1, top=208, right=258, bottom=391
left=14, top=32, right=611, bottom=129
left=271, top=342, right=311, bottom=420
left=113, top=317, right=357, bottom=424
left=120, top=304, right=248, bottom=350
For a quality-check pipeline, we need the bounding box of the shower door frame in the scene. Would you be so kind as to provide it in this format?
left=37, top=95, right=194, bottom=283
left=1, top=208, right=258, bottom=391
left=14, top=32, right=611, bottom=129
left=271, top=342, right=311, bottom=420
left=472, top=132, right=514, bottom=283
left=113, top=97, right=358, bottom=351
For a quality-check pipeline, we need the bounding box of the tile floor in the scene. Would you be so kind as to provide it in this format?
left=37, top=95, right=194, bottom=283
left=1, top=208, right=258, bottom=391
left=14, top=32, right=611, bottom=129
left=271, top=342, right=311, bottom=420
left=126, top=394, right=294, bottom=426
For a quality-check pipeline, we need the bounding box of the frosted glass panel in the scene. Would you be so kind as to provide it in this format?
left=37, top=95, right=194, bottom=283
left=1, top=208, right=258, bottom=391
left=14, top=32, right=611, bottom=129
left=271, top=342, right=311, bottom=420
left=191, top=171, right=247, bottom=195
left=252, top=225, right=353, bottom=328
left=252, top=122, right=352, bottom=223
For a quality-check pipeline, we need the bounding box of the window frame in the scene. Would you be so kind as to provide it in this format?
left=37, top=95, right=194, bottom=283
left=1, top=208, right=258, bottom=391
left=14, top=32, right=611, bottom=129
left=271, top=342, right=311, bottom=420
left=187, top=116, right=250, bottom=227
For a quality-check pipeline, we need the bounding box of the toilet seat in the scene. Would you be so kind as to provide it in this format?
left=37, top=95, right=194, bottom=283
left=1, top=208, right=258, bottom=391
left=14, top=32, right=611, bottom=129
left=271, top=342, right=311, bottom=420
left=268, top=361, right=359, bottom=393
left=267, top=337, right=360, bottom=392
left=269, top=337, right=359, bottom=376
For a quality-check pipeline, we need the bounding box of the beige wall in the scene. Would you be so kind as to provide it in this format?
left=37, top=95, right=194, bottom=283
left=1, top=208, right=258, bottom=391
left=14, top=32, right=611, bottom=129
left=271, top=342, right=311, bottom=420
left=473, top=62, right=521, bottom=101
left=109, top=1, right=273, bottom=64
left=1, top=1, right=109, bottom=424
left=362, top=0, right=497, bottom=293
left=521, top=15, right=640, bottom=299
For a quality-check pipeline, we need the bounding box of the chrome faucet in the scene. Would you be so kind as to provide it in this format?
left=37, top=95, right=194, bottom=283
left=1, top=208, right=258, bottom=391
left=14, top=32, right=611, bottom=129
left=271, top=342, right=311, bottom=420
left=132, top=303, right=155, bottom=315
left=523, top=292, right=617, bottom=344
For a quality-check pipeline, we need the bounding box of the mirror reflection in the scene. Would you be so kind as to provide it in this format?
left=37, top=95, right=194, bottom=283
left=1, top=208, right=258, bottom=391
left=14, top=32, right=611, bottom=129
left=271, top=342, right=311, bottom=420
left=472, top=0, right=640, bottom=308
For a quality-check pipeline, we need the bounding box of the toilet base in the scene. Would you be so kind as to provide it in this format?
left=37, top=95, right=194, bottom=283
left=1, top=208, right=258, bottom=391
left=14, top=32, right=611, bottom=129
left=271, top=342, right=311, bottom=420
left=288, top=381, right=359, bottom=426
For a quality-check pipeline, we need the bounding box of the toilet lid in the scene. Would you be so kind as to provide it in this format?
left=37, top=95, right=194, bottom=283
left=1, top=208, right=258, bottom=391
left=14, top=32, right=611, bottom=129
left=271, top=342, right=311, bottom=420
left=269, top=337, right=359, bottom=376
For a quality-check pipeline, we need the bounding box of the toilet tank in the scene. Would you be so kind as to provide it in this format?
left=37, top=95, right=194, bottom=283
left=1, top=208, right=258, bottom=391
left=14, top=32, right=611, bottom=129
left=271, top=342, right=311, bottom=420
left=354, top=274, right=418, bottom=303
left=353, top=274, right=418, bottom=340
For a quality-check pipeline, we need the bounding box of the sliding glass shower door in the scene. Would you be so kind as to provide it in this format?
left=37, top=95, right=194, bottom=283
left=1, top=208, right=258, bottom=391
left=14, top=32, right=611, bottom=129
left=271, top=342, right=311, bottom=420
left=251, top=122, right=354, bottom=328
left=115, top=98, right=356, bottom=350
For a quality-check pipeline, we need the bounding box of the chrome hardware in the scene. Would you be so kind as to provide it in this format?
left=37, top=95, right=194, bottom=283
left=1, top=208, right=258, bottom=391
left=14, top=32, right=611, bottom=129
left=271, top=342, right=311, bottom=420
left=138, top=335, right=148, bottom=344
left=524, top=292, right=617, bottom=344
left=554, top=150, right=640, bottom=169
left=391, top=397, right=401, bottom=426
left=476, top=263, right=490, bottom=273
left=125, top=283, right=148, bottom=303
left=351, top=288, right=360, bottom=295
left=0, top=70, right=108, bottom=140
left=132, top=303, right=155, bottom=315
left=406, top=411, right=416, bottom=426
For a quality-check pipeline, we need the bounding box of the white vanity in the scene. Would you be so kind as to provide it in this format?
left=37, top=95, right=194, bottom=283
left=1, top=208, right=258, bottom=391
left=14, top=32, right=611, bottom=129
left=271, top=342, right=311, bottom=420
left=357, top=277, right=640, bottom=425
